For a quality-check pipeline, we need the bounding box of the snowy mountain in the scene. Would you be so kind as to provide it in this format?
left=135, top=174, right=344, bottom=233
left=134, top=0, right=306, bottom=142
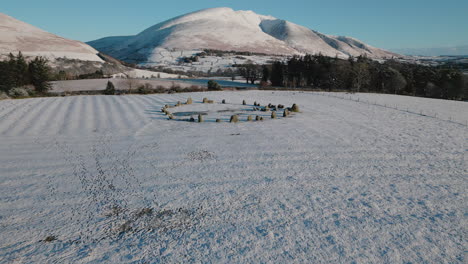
left=0, top=13, right=103, bottom=62
left=88, top=7, right=399, bottom=64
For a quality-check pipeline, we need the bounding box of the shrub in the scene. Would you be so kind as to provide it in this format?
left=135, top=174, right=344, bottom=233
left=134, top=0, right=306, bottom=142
left=291, top=104, right=300, bottom=112
left=170, top=82, right=181, bottom=90
left=104, top=81, right=116, bottom=95
left=176, top=101, right=182, bottom=107
left=247, top=115, right=253, bottom=121
left=216, top=119, right=222, bottom=122
left=189, top=85, right=201, bottom=91
left=230, top=115, right=239, bottom=123
left=186, top=97, right=193, bottom=104
left=255, top=115, right=261, bottom=121
left=271, top=111, right=277, bottom=119
left=168, top=114, right=174, bottom=119
left=259, top=81, right=270, bottom=88
left=207, top=80, right=222, bottom=90
left=23, top=85, right=35, bottom=96
left=155, top=86, right=166, bottom=93
left=189, top=116, right=195, bottom=122
left=203, top=98, right=208, bottom=103
left=198, top=114, right=204, bottom=123
left=0, top=92, right=10, bottom=100
left=283, top=109, right=289, bottom=117
left=8, top=87, right=29, bottom=98
left=136, top=83, right=152, bottom=94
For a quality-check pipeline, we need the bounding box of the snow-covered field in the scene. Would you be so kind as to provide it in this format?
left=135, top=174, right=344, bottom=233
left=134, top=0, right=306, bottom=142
left=320, top=92, right=468, bottom=126
left=51, top=78, right=198, bottom=93
left=142, top=48, right=286, bottom=73
left=111, top=68, right=187, bottom=79
left=0, top=91, right=466, bottom=263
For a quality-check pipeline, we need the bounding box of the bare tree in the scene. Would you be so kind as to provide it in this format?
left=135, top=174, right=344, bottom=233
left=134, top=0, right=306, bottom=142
left=124, top=72, right=140, bottom=92
left=352, top=62, right=370, bottom=93
left=238, top=63, right=262, bottom=84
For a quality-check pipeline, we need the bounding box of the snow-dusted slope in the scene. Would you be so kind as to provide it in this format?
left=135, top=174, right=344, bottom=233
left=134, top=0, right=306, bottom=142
left=88, top=7, right=399, bottom=64
left=0, top=13, right=103, bottom=62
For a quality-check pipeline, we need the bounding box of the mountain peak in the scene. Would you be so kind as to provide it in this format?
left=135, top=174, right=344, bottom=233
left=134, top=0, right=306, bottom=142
left=87, top=8, right=399, bottom=63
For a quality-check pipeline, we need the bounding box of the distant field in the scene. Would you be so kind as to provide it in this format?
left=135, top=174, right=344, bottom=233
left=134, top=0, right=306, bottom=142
left=171, top=78, right=258, bottom=88
left=51, top=78, right=197, bottom=93
left=0, top=91, right=466, bottom=263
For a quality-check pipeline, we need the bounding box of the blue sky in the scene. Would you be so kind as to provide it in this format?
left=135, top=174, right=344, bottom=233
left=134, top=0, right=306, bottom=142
left=1, top=0, right=467, bottom=50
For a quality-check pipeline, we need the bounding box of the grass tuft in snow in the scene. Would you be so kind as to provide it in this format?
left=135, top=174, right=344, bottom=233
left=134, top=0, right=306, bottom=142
left=43, top=236, right=57, bottom=243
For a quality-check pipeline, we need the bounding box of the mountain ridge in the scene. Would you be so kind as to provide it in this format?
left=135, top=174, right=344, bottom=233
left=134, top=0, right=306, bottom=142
left=88, top=7, right=400, bottom=64
left=0, top=12, right=103, bottom=62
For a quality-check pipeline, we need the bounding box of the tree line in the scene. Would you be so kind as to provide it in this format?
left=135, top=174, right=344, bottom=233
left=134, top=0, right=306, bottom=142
left=0, top=52, right=52, bottom=94
left=238, top=54, right=468, bottom=100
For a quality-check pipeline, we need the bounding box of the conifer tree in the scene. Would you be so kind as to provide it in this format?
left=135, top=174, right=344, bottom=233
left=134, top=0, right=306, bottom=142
left=104, top=81, right=116, bottom=95
left=28, top=56, right=51, bottom=93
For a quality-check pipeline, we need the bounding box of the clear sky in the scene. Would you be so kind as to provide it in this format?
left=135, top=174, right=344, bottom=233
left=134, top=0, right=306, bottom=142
left=1, top=0, right=467, bottom=50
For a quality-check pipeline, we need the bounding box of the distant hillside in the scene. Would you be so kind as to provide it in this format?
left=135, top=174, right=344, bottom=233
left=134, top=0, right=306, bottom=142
left=0, top=13, right=103, bottom=62
left=392, top=45, right=468, bottom=56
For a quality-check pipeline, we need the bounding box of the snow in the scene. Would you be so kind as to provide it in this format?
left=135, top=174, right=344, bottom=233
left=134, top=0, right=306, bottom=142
left=87, top=7, right=399, bottom=65
left=111, top=68, right=187, bottom=79
left=321, top=92, right=468, bottom=125
left=142, top=48, right=287, bottom=73
left=50, top=78, right=196, bottom=93
left=0, top=91, right=466, bottom=263
left=0, top=13, right=103, bottom=62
